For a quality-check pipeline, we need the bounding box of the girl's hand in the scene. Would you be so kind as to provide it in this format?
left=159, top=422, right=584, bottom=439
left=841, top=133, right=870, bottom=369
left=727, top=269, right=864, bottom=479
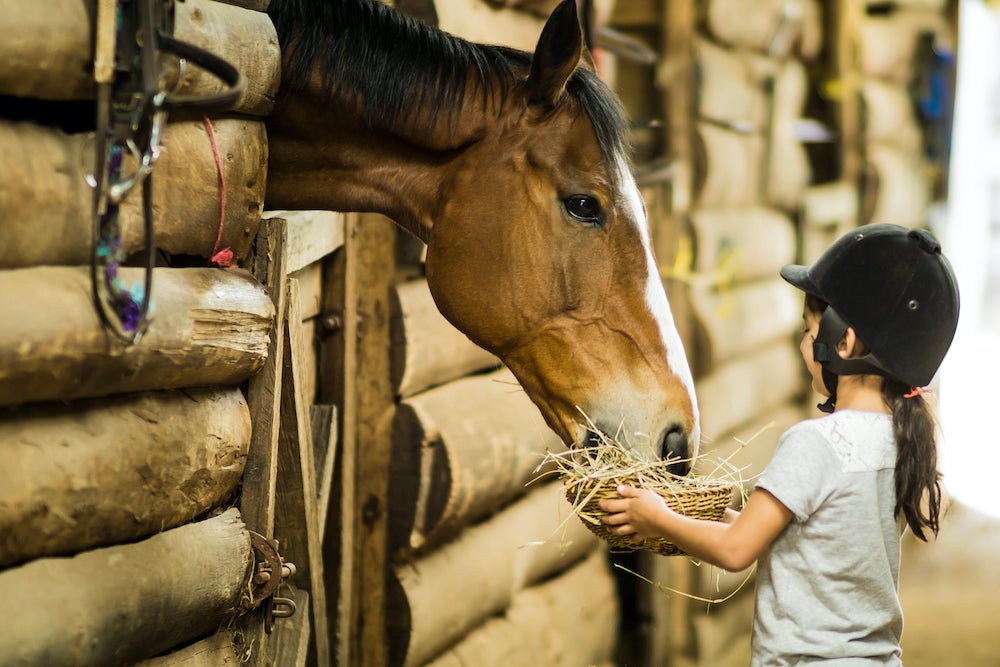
left=598, top=485, right=672, bottom=544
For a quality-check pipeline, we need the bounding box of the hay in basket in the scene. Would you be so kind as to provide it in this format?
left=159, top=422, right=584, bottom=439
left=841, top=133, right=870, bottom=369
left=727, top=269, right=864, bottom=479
left=537, top=425, right=741, bottom=557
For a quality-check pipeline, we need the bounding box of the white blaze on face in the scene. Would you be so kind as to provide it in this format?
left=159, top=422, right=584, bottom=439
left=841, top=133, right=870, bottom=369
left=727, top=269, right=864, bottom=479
left=614, top=159, right=701, bottom=457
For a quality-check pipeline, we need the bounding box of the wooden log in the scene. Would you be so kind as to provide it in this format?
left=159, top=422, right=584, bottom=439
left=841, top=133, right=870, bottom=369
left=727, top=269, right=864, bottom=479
left=694, top=121, right=809, bottom=211
left=860, top=78, right=923, bottom=153
left=0, top=266, right=273, bottom=407
left=693, top=36, right=812, bottom=212
left=0, top=508, right=252, bottom=667
left=799, top=181, right=858, bottom=265
left=170, top=0, right=281, bottom=116
left=857, top=11, right=953, bottom=82
left=0, top=117, right=266, bottom=267
left=695, top=340, right=803, bottom=441
left=689, top=277, right=801, bottom=370
left=865, top=143, right=932, bottom=227
left=0, top=0, right=92, bottom=100
left=387, top=481, right=600, bottom=667
left=687, top=207, right=796, bottom=285
left=694, top=39, right=806, bottom=132
left=705, top=0, right=822, bottom=59
left=479, top=0, right=562, bottom=17
left=0, top=0, right=279, bottom=112
left=389, top=367, right=563, bottom=554
left=694, top=122, right=763, bottom=209
left=0, top=387, right=250, bottom=568
left=435, top=0, right=546, bottom=50
left=391, top=278, right=500, bottom=398
left=424, top=548, right=618, bottom=667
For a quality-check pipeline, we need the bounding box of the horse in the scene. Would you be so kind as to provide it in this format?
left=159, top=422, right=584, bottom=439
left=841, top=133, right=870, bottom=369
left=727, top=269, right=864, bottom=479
left=263, top=0, right=700, bottom=469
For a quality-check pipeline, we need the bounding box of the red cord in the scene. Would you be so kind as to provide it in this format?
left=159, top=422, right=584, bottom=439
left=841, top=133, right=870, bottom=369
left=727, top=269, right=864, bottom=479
left=203, top=115, right=232, bottom=267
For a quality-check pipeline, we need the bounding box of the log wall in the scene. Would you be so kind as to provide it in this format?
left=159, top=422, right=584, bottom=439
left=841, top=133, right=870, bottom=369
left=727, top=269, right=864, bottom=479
left=0, top=0, right=324, bottom=664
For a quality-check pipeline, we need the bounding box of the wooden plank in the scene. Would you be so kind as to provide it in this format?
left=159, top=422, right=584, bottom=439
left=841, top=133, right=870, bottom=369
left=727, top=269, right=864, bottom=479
left=265, top=588, right=312, bottom=667
left=389, top=367, right=563, bottom=555
left=137, top=631, right=242, bottom=667
left=310, top=405, right=338, bottom=537
left=0, top=509, right=252, bottom=667
left=265, top=210, right=347, bottom=274
left=239, top=217, right=287, bottom=667
left=318, top=231, right=355, bottom=666
left=289, top=263, right=324, bottom=320
left=0, top=387, right=250, bottom=568
left=274, top=278, right=330, bottom=666
left=424, top=549, right=617, bottom=667
left=0, top=118, right=266, bottom=268
left=387, top=481, right=600, bottom=667
left=0, top=266, right=273, bottom=407
left=391, top=278, right=500, bottom=398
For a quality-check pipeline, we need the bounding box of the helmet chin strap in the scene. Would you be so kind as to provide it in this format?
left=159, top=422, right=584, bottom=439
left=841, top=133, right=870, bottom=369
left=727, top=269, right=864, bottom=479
left=812, top=308, right=891, bottom=414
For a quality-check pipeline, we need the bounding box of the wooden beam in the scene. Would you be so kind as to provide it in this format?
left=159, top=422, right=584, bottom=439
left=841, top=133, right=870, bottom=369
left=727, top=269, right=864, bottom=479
left=274, top=278, right=330, bottom=666
left=349, top=214, right=398, bottom=666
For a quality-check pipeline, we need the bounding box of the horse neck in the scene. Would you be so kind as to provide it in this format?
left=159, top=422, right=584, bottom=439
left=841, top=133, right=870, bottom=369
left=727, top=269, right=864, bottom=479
left=267, top=78, right=511, bottom=242
left=264, top=0, right=516, bottom=238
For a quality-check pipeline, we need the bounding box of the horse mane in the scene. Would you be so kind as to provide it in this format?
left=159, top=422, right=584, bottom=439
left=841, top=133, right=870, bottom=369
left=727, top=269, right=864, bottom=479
left=267, top=0, right=629, bottom=168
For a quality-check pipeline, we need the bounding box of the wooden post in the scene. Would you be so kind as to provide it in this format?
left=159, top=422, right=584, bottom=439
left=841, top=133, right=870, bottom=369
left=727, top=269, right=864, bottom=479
left=240, top=217, right=287, bottom=665
left=332, top=213, right=397, bottom=666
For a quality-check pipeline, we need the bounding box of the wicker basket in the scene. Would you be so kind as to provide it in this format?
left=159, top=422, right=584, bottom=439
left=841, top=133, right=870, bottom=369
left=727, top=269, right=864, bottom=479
left=563, top=474, right=735, bottom=557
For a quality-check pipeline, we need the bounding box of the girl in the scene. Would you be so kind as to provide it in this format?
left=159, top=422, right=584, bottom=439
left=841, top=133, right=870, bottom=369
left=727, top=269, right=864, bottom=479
left=600, top=224, right=960, bottom=665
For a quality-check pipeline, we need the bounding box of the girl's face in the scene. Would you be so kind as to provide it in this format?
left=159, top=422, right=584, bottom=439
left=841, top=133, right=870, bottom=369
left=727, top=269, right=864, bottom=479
left=800, top=308, right=829, bottom=397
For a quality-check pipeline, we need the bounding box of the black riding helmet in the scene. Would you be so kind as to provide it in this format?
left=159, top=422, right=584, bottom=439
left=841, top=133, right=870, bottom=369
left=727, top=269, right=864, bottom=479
left=780, top=224, right=960, bottom=411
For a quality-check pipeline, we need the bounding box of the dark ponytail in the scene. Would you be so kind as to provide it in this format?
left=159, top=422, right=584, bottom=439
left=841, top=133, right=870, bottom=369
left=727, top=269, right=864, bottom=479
left=882, top=378, right=943, bottom=541
left=804, top=293, right=943, bottom=541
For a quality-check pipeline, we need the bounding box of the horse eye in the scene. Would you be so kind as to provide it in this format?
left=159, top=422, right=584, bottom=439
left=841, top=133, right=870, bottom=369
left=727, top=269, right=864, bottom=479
left=564, top=195, right=603, bottom=226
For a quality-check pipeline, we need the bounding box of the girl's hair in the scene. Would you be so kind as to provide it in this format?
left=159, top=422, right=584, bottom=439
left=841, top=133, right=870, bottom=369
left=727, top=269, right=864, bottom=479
left=805, top=294, right=942, bottom=541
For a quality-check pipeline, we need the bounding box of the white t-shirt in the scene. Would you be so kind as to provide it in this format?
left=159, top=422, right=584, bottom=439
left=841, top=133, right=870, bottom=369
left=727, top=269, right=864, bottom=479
left=752, top=410, right=905, bottom=666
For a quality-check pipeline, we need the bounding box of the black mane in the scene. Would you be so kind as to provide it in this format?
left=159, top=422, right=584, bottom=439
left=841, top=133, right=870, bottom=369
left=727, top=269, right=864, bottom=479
left=267, top=0, right=629, bottom=167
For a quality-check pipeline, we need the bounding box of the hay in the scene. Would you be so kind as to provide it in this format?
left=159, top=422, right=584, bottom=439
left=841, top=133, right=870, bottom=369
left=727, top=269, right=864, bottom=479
left=536, top=424, right=743, bottom=557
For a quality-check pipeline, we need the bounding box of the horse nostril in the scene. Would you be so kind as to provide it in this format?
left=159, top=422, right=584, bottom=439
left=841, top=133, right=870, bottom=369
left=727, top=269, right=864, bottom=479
left=661, top=426, right=690, bottom=476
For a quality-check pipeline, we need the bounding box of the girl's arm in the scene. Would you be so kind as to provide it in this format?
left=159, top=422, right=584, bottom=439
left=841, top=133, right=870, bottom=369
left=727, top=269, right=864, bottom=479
left=599, top=486, right=793, bottom=572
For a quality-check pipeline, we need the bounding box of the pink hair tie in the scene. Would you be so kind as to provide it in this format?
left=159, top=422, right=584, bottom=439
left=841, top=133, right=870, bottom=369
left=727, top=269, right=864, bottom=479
left=904, top=387, right=932, bottom=398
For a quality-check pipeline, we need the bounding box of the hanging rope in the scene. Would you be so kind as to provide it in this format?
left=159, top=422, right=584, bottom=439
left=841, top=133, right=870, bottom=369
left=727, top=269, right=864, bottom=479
left=203, top=115, right=232, bottom=268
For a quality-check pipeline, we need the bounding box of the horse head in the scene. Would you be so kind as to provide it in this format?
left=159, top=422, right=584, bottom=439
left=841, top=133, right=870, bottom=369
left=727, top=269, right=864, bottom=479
left=265, top=0, right=700, bottom=469
left=424, top=2, right=699, bottom=467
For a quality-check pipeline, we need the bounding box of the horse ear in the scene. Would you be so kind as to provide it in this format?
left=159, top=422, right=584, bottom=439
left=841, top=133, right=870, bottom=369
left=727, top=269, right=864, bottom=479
left=527, top=0, right=584, bottom=108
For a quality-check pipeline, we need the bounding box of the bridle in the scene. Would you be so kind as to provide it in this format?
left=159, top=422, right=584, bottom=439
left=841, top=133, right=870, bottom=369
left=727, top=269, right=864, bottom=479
left=89, top=0, right=244, bottom=342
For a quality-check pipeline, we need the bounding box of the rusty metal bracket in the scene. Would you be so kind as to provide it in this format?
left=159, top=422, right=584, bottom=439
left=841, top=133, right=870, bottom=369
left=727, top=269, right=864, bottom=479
left=248, top=531, right=298, bottom=633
